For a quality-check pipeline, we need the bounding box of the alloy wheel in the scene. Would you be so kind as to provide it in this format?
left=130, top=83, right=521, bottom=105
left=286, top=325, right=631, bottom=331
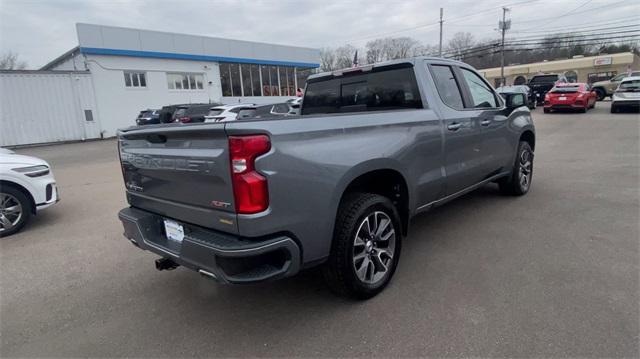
left=518, top=148, right=533, bottom=191
left=0, top=193, right=23, bottom=233
left=352, top=211, right=396, bottom=285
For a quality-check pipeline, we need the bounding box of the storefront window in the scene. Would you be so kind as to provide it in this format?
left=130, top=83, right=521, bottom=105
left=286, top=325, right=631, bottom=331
left=241, top=64, right=252, bottom=96
left=220, top=62, right=317, bottom=97
left=269, top=66, right=280, bottom=96
left=229, top=63, right=241, bottom=96
left=220, top=63, right=231, bottom=96
left=564, top=70, right=578, bottom=83
left=251, top=65, right=261, bottom=96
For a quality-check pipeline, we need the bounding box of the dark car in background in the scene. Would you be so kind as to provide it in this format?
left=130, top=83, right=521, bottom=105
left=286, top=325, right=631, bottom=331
left=528, top=73, right=568, bottom=105
left=172, top=103, right=220, bottom=123
left=135, top=109, right=160, bottom=125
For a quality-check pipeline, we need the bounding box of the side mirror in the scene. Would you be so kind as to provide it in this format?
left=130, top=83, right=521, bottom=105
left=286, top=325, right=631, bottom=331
left=506, top=93, right=526, bottom=110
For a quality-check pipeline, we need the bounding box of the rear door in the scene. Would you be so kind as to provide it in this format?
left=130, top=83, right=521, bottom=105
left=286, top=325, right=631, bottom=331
left=456, top=66, right=511, bottom=177
left=119, top=124, right=238, bottom=233
left=429, top=64, right=485, bottom=195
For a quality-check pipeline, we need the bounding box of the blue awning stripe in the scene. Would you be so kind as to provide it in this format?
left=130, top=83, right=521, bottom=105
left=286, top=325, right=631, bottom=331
left=79, top=47, right=320, bottom=68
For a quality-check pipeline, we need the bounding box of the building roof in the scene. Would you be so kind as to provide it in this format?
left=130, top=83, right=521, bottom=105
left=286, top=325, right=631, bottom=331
left=479, top=52, right=638, bottom=78
left=73, top=23, right=320, bottom=68
left=40, top=46, right=80, bottom=70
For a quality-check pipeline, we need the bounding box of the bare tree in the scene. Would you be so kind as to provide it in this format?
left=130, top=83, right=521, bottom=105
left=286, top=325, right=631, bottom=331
left=319, top=47, right=337, bottom=72
left=446, top=32, right=475, bottom=60
left=0, top=51, right=27, bottom=70
left=334, top=45, right=358, bottom=69
left=365, top=37, right=421, bottom=63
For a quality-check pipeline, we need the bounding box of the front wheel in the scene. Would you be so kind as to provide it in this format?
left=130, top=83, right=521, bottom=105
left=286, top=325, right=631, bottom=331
left=499, top=141, right=534, bottom=196
left=0, top=187, right=32, bottom=237
left=323, top=193, right=402, bottom=299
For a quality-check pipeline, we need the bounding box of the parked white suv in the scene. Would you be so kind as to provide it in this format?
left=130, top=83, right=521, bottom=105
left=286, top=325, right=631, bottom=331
left=0, top=148, right=59, bottom=237
left=611, top=76, right=640, bottom=113
left=204, top=104, right=256, bottom=122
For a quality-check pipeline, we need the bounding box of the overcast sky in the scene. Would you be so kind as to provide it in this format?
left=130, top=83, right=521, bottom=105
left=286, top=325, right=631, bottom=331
left=1, top=0, right=638, bottom=68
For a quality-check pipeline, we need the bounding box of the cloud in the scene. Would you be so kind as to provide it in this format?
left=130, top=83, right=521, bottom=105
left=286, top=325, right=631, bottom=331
left=1, top=0, right=638, bottom=68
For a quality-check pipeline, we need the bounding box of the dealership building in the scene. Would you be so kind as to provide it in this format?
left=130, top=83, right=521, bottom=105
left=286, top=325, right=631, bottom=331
left=479, top=52, right=640, bottom=87
left=1, top=23, right=320, bottom=146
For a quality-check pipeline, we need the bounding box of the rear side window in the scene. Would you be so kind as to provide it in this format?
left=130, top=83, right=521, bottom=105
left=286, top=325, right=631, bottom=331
left=302, top=66, right=422, bottom=115
left=430, top=65, right=464, bottom=110
left=460, top=68, right=498, bottom=108
left=208, top=109, right=224, bottom=116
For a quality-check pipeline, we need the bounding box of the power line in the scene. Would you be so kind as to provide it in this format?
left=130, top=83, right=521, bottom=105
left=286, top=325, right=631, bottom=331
left=439, top=28, right=640, bottom=57
left=445, top=38, right=640, bottom=59
left=441, top=33, right=640, bottom=58
left=320, top=0, right=542, bottom=46
left=511, top=17, right=640, bottom=33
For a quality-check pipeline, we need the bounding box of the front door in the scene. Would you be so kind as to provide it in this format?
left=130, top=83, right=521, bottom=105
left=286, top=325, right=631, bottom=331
left=429, top=64, right=485, bottom=195
left=457, top=67, right=511, bottom=177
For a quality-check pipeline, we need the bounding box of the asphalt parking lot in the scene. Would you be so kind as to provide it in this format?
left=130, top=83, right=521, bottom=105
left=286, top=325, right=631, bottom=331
left=1, top=101, right=638, bottom=357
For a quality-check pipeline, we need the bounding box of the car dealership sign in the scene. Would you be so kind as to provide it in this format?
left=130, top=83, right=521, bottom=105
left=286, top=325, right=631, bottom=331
left=594, top=57, right=613, bottom=66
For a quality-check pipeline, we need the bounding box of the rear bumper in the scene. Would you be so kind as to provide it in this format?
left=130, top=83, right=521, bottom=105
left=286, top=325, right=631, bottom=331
left=612, top=100, right=640, bottom=109
left=544, top=102, right=585, bottom=109
left=118, top=207, right=301, bottom=284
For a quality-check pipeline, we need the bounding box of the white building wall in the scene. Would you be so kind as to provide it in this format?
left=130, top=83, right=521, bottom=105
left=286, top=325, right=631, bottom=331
left=83, top=54, right=223, bottom=137
left=51, top=54, right=86, bottom=71
left=0, top=72, right=101, bottom=146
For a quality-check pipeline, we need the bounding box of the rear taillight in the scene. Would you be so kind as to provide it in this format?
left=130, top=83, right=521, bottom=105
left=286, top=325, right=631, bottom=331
left=228, top=135, right=270, bottom=214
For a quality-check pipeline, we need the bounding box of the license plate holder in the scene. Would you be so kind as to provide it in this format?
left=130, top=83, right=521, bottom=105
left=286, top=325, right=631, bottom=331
left=164, top=219, right=184, bottom=243
left=559, top=96, right=567, bottom=100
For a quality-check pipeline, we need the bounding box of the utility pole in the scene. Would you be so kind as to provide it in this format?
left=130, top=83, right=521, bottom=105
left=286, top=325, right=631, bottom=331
left=438, top=8, right=444, bottom=57
left=499, top=7, right=511, bottom=86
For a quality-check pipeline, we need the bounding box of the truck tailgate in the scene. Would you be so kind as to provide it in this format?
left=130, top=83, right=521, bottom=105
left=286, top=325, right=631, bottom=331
left=118, top=124, right=238, bottom=234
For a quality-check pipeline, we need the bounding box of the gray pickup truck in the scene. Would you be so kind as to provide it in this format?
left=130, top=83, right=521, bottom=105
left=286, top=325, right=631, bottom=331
left=117, top=57, right=535, bottom=299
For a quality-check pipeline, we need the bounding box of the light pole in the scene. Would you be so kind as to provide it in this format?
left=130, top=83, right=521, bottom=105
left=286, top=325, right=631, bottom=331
left=439, top=8, right=444, bottom=57
left=499, top=7, right=511, bottom=86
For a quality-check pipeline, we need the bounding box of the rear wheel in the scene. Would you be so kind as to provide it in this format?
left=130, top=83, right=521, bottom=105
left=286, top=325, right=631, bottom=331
left=579, top=106, right=587, bottom=113
left=323, top=193, right=402, bottom=299
left=499, top=141, right=533, bottom=196
left=543, top=108, right=550, bottom=113
left=0, top=186, right=32, bottom=238
left=594, top=88, right=605, bottom=101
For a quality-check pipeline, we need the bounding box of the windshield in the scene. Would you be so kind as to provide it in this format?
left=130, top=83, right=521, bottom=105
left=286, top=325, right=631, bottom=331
left=551, top=86, right=579, bottom=93
left=618, top=80, right=640, bottom=92
left=530, top=75, right=558, bottom=83
left=302, top=65, right=422, bottom=115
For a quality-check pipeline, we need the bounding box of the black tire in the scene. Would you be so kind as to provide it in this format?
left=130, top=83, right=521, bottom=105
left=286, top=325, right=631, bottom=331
left=0, top=186, right=32, bottom=238
left=323, top=193, right=402, bottom=299
left=543, top=108, right=550, bottom=113
left=579, top=106, right=587, bottom=113
left=594, top=88, right=605, bottom=101
left=611, top=105, right=618, bottom=114
left=499, top=141, right=534, bottom=196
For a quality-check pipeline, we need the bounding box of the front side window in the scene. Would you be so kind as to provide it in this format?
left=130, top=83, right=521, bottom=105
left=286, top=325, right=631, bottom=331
left=166, top=73, right=204, bottom=91
left=302, top=65, right=422, bottom=115
left=124, top=71, right=147, bottom=88
left=461, top=68, right=498, bottom=108
left=430, top=65, right=464, bottom=110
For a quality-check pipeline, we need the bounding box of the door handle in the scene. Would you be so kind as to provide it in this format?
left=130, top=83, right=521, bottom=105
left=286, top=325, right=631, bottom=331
left=480, top=119, right=491, bottom=126
left=447, top=123, right=462, bottom=131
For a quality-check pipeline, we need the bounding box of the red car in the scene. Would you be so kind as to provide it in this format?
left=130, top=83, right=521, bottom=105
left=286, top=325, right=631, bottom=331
left=543, top=83, right=597, bottom=113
